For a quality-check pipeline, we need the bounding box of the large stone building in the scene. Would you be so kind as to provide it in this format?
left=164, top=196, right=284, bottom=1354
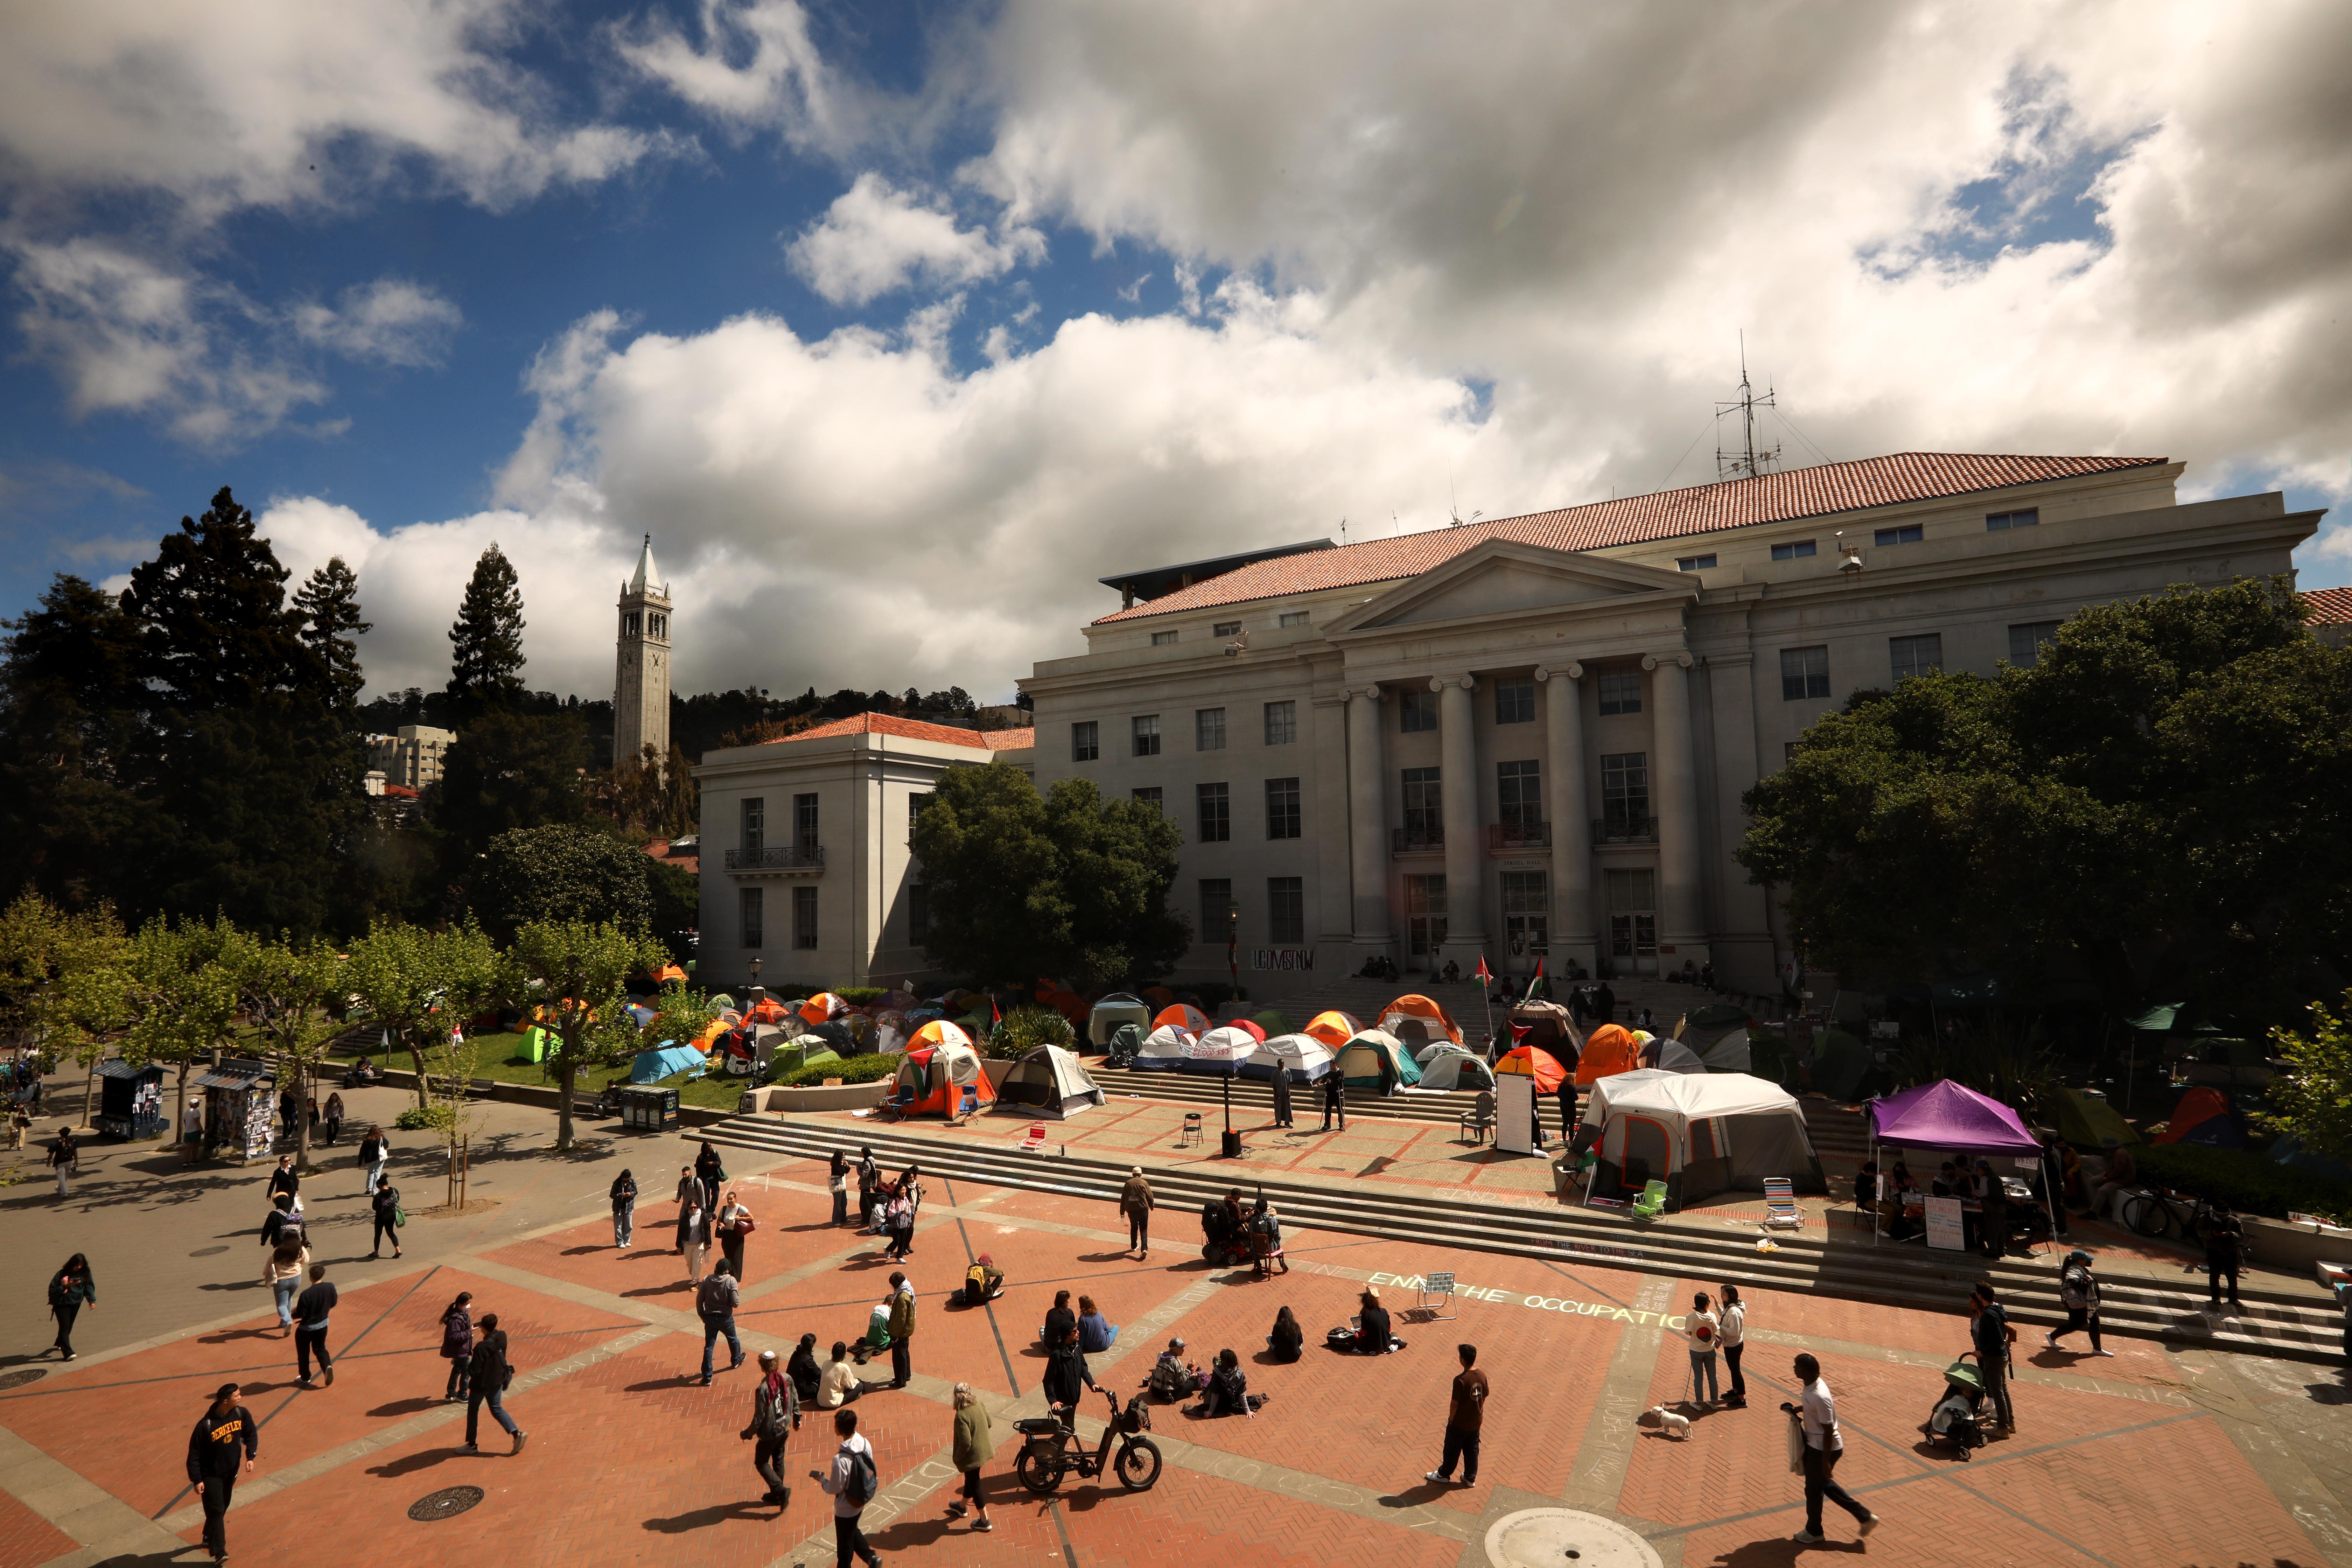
left=614, top=535, right=672, bottom=770
left=365, top=724, right=454, bottom=790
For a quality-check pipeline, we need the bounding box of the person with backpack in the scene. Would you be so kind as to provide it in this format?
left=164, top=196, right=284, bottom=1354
left=1119, top=1166, right=1154, bottom=1259
left=463, top=1311, right=525, bottom=1454
left=368, top=1176, right=404, bottom=1260
left=259, top=1194, right=303, bottom=1252
left=1717, top=1283, right=1748, bottom=1407
left=947, top=1381, right=994, bottom=1532
left=2202, top=1204, right=2247, bottom=1315
left=293, top=1264, right=336, bottom=1388
left=697, top=1258, right=745, bottom=1385
left=742, top=1348, right=798, bottom=1510
left=187, top=1381, right=258, bottom=1564
left=885, top=1270, right=917, bottom=1389
left=856, top=1147, right=881, bottom=1231
left=672, top=1164, right=700, bottom=1253
left=962, top=1255, right=1005, bottom=1306
left=828, top=1150, right=850, bottom=1228
left=1682, top=1291, right=1722, bottom=1407
left=1968, top=1282, right=2017, bottom=1431
left=439, top=1291, right=476, bottom=1401
left=263, top=1237, right=310, bottom=1337
left=2047, top=1249, right=2115, bottom=1354
left=610, top=1168, right=638, bottom=1250
left=46, top=1254, right=95, bottom=1361
left=815, top=1407, right=882, bottom=1568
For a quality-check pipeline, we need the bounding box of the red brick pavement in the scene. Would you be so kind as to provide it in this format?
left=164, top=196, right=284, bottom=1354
left=0, top=1487, right=74, bottom=1568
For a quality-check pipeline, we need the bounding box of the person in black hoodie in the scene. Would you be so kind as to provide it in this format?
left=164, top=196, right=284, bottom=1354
left=1354, top=1288, right=1392, bottom=1355
left=187, top=1381, right=258, bottom=1563
left=464, top=1312, right=526, bottom=1455
left=787, top=1332, right=824, bottom=1408
left=1266, top=1306, right=1304, bottom=1363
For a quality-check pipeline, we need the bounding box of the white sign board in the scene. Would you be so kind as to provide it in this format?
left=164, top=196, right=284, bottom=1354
left=1924, top=1195, right=1966, bottom=1251
left=1496, top=1072, right=1535, bottom=1154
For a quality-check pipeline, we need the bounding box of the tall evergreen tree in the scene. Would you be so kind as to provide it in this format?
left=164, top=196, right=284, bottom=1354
left=0, top=578, right=152, bottom=912
left=446, top=543, right=526, bottom=716
left=117, top=488, right=315, bottom=713
left=292, top=556, right=371, bottom=715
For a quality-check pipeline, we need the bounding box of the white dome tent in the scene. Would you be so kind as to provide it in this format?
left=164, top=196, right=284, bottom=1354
left=1574, top=1069, right=1826, bottom=1210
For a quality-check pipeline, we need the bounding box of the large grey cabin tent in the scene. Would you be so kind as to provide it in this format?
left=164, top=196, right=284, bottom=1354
left=995, top=1044, right=1106, bottom=1118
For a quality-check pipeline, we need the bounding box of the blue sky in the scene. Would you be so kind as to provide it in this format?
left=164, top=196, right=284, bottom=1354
left=4, top=2, right=2347, bottom=702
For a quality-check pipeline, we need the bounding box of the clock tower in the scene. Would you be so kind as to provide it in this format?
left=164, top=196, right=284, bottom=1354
left=614, top=534, right=671, bottom=773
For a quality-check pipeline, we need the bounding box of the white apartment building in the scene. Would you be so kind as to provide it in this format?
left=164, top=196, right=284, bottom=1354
left=365, top=725, right=455, bottom=791
left=1018, top=452, right=2324, bottom=998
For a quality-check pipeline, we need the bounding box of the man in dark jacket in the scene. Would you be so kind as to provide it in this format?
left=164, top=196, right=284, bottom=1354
left=1592, top=983, right=1616, bottom=1027
left=292, top=1265, right=336, bottom=1388
left=187, top=1382, right=258, bottom=1563
left=1320, top=1071, right=1345, bottom=1133
left=258, top=1194, right=302, bottom=1251
left=698, top=1258, right=744, bottom=1385
left=1966, top=1283, right=2015, bottom=1431
left=464, top=1312, right=526, bottom=1454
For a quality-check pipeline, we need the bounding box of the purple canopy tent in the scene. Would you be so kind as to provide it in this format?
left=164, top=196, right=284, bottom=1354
left=1865, top=1080, right=2054, bottom=1252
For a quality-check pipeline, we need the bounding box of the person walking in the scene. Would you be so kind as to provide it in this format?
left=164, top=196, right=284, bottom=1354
left=1422, top=1342, right=1489, bottom=1488
left=718, top=1188, right=755, bottom=1278
left=439, top=1290, right=476, bottom=1402
left=46, top=1254, right=95, bottom=1361
left=2048, top=1249, right=2116, bottom=1353
left=829, top=1150, right=851, bottom=1227
left=1682, top=1292, right=1722, bottom=1408
left=368, top=1174, right=403, bottom=1260
left=671, top=1164, right=699, bottom=1252
left=186, top=1382, right=258, bottom=1565
left=1782, top=1353, right=1878, bottom=1544
left=262, top=1238, right=309, bottom=1337
left=322, top=1091, right=344, bottom=1147
left=885, top=1270, right=916, bottom=1389
left=48, top=1124, right=77, bottom=1199
left=743, top=1348, right=797, bottom=1510
left=2202, top=1204, right=2247, bottom=1316
left=267, top=1155, right=300, bottom=1211
left=1320, top=1071, right=1346, bottom=1133
left=1119, top=1166, right=1154, bottom=1260
left=357, top=1126, right=388, bottom=1196
left=1968, top=1283, right=2017, bottom=1432
left=947, top=1381, right=994, bottom=1531
left=856, top=1146, right=881, bottom=1232
left=1270, top=1061, right=1294, bottom=1129
left=1718, top=1283, right=1748, bottom=1408
left=697, top=1258, right=745, bottom=1386
left=463, top=1312, right=525, bottom=1454
left=694, top=1139, right=724, bottom=1214
left=293, top=1265, right=336, bottom=1388
left=815, top=1407, right=882, bottom=1568
left=682, top=1194, right=712, bottom=1285
left=610, top=1168, right=638, bottom=1250
left=890, top=1165, right=923, bottom=1259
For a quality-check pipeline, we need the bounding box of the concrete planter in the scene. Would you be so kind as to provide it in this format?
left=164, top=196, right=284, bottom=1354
left=375, top=1067, right=736, bottom=1129
left=739, top=1081, right=891, bottom=1114
left=2246, top=1214, right=2352, bottom=1278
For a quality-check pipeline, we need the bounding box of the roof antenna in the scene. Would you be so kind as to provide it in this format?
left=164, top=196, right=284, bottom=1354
left=1339, top=516, right=1349, bottom=546
left=1715, top=330, right=1782, bottom=482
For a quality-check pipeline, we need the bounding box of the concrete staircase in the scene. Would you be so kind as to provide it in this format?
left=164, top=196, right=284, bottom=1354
left=699, top=1112, right=2344, bottom=1365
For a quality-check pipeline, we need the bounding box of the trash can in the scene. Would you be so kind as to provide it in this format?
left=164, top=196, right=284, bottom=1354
left=617, top=1085, right=679, bottom=1133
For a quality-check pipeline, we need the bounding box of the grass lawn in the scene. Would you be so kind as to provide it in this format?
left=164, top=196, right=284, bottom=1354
left=335, top=1029, right=746, bottom=1110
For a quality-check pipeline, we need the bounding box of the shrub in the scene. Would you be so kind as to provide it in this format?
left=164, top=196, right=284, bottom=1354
left=393, top=1106, right=437, bottom=1131
left=2132, top=1140, right=2352, bottom=1223
left=834, top=987, right=888, bottom=1006
left=775, top=1052, right=897, bottom=1087
left=986, top=1003, right=1074, bottom=1059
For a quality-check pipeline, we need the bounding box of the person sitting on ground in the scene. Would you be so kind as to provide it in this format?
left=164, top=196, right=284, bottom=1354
left=1267, top=1306, right=1304, bottom=1363
left=1195, top=1349, right=1256, bottom=1417
left=1440, top=960, right=1462, bottom=983
left=819, top=1340, right=862, bottom=1407
left=852, top=1298, right=892, bottom=1365
left=1149, top=1337, right=1205, bottom=1401
left=788, top=1332, right=823, bottom=1408
left=1355, top=1288, right=1393, bottom=1355
left=963, top=1254, right=1005, bottom=1306
left=1041, top=1289, right=1076, bottom=1349
left=1077, top=1294, right=1119, bottom=1353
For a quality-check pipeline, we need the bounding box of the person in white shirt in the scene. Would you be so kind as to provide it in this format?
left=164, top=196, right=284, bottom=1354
left=814, top=1408, right=882, bottom=1568
left=1717, top=1283, right=1747, bottom=1408
left=1780, top=1354, right=1877, bottom=1545
left=1681, top=1293, right=1721, bottom=1407
left=819, top=1340, right=863, bottom=1408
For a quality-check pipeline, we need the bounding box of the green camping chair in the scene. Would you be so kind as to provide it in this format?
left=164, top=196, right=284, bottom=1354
left=1631, top=1180, right=1669, bottom=1222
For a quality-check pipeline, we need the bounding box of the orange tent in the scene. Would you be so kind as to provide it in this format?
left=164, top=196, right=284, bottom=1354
left=650, top=962, right=687, bottom=985
left=1142, top=985, right=1177, bottom=1005
left=1495, top=1044, right=1567, bottom=1094
left=1153, top=1002, right=1210, bottom=1034
left=748, top=996, right=788, bottom=1025
left=1378, top=993, right=1464, bottom=1046
left=1302, top=1009, right=1364, bottom=1050
left=798, top=992, right=847, bottom=1026
left=1576, top=1023, right=1640, bottom=1084
left=890, top=1028, right=995, bottom=1117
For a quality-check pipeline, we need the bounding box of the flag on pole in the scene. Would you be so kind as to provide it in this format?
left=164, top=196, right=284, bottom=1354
left=1475, top=955, right=1492, bottom=983
left=1531, top=958, right=1547, bottom=1000
left=990, top=993, right=1002, bottom=1028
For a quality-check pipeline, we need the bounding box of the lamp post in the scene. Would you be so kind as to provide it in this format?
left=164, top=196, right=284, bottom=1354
left=1222, top=901, right=1241, bottom=1154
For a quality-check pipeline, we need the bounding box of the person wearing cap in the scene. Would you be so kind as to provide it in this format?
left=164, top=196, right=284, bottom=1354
left=741, top=1348, right=797, bottom=1508
left=187, top=1382, right=258, bottom=1563
left=1119, top=1167, right=1154, bottom=1260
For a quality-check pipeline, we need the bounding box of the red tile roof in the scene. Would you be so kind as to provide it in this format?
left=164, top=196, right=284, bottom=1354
left=643, top=838, right=700, bottom=875
left=760, top=712, right=1035, bottom=751
left=2304, top=586, right=2352, bottom=625
left=1094, top=451, right=2167, bottom=623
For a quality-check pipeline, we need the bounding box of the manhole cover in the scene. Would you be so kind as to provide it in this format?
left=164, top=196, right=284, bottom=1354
left=189, top=1246, right=229, bottom=1257
left=1484, top=1509, right=1662, bottom=1568
left=407, top=1486, right=484, bottom=1522
left=0, top=1369, right=48, bottom=1391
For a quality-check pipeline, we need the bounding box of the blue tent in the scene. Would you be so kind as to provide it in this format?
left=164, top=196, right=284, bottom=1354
left=630, top=1044, right=705, bottom=1084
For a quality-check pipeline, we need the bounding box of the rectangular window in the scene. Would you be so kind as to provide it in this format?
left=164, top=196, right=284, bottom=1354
left=1267, top=877, right=1305, bottom=944
left=1405, top=874, right=1447, bottom=957
left=1400, top=690, right=1438, bottom=732
left=1784, top=741, right=1801, bottom=766
left=1770, top=539, right=1817, bottom=561
left=1196, top=782, right=1231, bottom=842
left=1676, top=554, right=1716, bottom=572
left=1601, top=752, right=1649, bottom=834
left=1071, top=721, right=1099, bottom=762
left=1605, top=868, right=1657, bottom=960
left=791, top=886, right=817, bottom=950
left=1199, top=878, right=1233, bottom=941
left=1278, top=610, right=1310, bottom=628
left=1131, top=714, right=1161, bottom=757
left=793, top=792, right=818, bottom=851
left=2008, top=621, right=2062, bottom=666
left=1195, top=707, right=1226, bottom=750
left=1873, top=524, right=1924, bottom=547
left=1401, top=766, right=1442, bottom=846
left=1213, top=620, right=1242, bottom=637
left=1262, top=700, right=1297, bottom=745
left=1985, top=508, right=2039, bottom=531
left=907, top=880, right=928, bottom=946
left=1780, top=645, right=1830, bottom=701
left=1501, top=870, right=1548, bottom=961
left=1597, top=669, right=1642, bottom=715
left=740, top=796, right=765, bottom=854
left=1150, top=629, right=1178, bottom=646
left=908, top=791, right=932, bottom=828
left=739, top=887, right=764, bottom=950
left=1264, top=777, right=1301, bottom=839
left=1494, top=679, right=1535, bottom=724
left=1497, top=760, right=1542, bottom=830
left=1890, top=633, right=1943, bottom=682
left=1131, top=786, right=1163, bottom=812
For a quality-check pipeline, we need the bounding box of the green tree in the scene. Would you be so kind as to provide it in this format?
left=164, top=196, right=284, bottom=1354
left=431, top=709, right=589, bottom=861
left=911, top=768, right=1186, bottom=990
left=2270, top=991, right=2352, bottom=1163
left=1, top=896, right=130, bottom=1108
left=344, top=919, right=503, bottom=1109
left=446, top=543, right=526, bottom=717
left=1737, top=579, right=2352, bottom=1024
left=504, top=919, right=672, bottom=1151
left=474, top=823, right=655, bottom=943
left=117, top=917, right=242, bottom=1136
left=233, top=932, right=346, bottom=1171
left=291, top=556, right=370, bottom=715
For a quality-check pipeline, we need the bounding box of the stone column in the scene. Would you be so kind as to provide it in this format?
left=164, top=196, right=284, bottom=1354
left=1702, top=652, right=1774, bottom=992
left=1535, top=663, right=1596, bottom=975
left=1643, top=651, right=1707, bottom=962
left=1434, top=674, right=1488, bottom=954
left=1345, top=685, right=1391, bottom=948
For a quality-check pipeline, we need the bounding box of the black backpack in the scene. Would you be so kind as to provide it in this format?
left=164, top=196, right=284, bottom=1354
left=842, top=1446, right=878, bottom=1507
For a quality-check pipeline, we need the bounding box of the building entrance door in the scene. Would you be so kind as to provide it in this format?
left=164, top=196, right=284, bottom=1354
left=1605, top=868, right=1658, bottom=976
left=1405, top=875, right=1448, bottom=967
left=1500, top=870, right=1549, bottom=978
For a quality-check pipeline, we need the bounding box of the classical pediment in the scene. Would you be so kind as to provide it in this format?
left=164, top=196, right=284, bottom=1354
left=1324, top=538, right=1693, bottom=634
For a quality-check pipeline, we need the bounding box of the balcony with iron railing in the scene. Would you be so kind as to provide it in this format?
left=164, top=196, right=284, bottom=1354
left=723, top=843, right=827, bottom=872
left=1591, top=814, right=1656, bottom=845
left=1486, top=821, right=1551, bottom=850
left=1391, top=825, right=1444, bottom=854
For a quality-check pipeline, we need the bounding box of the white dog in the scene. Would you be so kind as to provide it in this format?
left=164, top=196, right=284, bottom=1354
left=1636, top=1406, right=1691, bottom=1440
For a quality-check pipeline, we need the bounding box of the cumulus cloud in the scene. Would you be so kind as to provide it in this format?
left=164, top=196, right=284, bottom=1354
left=618, top=0, right=862, bottom=153
left=786, top=174, right=1045, bottom=306
left=291, top=281, right=463, bottom=368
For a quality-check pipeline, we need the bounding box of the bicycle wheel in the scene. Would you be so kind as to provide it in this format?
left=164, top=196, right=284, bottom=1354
left=2121, top=1194, right=2169, bottom=1238
left=1016, top=1449, right=1065, bottom=1494
left=1115, top=1437, right=1163, bottom=1492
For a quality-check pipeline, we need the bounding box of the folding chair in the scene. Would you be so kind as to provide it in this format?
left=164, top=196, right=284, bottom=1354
left=1630, top=1179, right=1669, bottom=1222
left=1762, top=1177, right=1803, bottom=1230
left=953, top=1087, right=981, bottom=1125
left=1178, top=1112, right=1204, bottom=1148
left=1020, top=1121, right=1047, bottom=1152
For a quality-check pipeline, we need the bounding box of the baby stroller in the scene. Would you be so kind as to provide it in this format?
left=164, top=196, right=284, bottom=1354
left=1926, top=1351, right=1988, bottom=1459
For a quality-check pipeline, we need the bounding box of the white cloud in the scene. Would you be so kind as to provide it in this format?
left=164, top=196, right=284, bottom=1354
left=786, top=174, right=1046, bottom=306
left=291, top=281, right=463, bottom=368
left=618, top=0, right=860, bottom=153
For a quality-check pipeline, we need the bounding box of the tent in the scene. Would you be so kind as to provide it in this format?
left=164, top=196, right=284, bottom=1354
left=630, top=1044, right=705, bottom=1083
left=1378, top=994, right=1464, bottom=1046
left=1179, top=1026, right=1262, bottom=1075
left=1575, top=1024, right=1640, bottom=1084
left=1251, top=1010, right=1294, bottom=1036
left=1867, top=1078, right=2053, bottom=1249
left=1142, top=985, right=1177, bottom=1006
left=2047, top=1088, right=2138, bottom=1149
left=1413, top=1044, right=1496, bottom=1093
left=1086, top=994, right=1151, bottom=1047
left=1697, top=1029, right=1752, bottom=1073
left=1153, top=1002, right=1211, bottom=1035
left=1302, top=1009, right=1364, bottom=1050
left=889, top=1036, right=995, bottom=1117
left=907, top=1018, right=975, bottom=1053
left=748, top=995, right=789, bottom=1025
left=1335, top=1029, right=1422, bottom=1092
left=994, top=1044, right=1104, bottom=1118
left=1494, top=1044, right=1567, bottom=1094
left=1811, top=1028, right=1872, bottom=1100
left=1132, top=1023, right=1198, bottom=1071
left=2155, top=1086, right=2246, bottom=1148
left=798, top=992, right=848, bottom=1026
left=650, top=962, right=687, bottom=986
left=1219, top=1017, right=1268, bottom=1043
left=1578, top=1069, right=1825, bottom=1208
left=1241, top=1033, right=1337, bottom=1084
left=1649, top=1039, right=1707, bottom=1075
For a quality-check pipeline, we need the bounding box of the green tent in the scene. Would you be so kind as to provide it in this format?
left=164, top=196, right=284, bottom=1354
left=2048, top=1088, right=2138, bottom=1147
left=1252, top=1010, right=1294, bottom=1036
